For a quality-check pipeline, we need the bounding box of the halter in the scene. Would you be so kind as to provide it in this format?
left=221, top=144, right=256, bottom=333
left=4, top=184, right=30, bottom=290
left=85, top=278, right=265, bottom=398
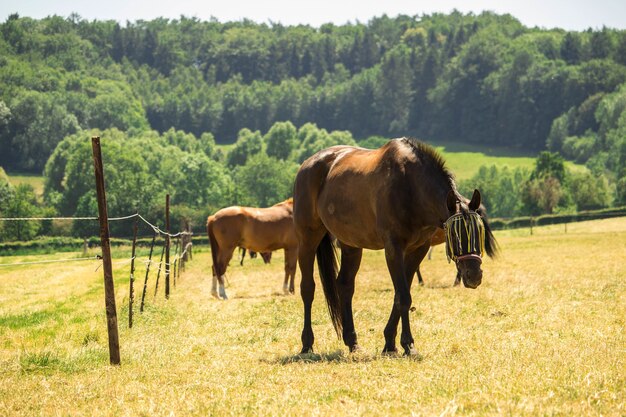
left=443, top=211, right=485, bottom=264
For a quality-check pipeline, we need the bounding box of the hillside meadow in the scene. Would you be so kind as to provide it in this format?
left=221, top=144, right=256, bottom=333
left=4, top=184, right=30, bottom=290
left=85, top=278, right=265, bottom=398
left=0, top=217, right=624, bottom=416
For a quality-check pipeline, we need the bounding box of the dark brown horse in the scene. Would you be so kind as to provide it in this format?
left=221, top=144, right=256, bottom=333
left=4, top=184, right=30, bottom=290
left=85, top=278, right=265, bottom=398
left=207, top=199, right=297, bottom=299
left=293, top=138, right=497, bottom=355
left=417, top=203, right=491, bottom=287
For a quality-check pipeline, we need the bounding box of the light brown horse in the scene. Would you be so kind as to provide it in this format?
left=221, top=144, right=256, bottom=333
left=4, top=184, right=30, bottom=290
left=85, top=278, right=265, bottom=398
left=207, top=199, right=298, bottom=299
left=293, top=138, right=497, bottom=355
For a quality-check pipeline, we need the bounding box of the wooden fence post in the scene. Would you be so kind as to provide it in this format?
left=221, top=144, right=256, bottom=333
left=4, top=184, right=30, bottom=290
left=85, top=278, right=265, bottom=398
left=91, top=136, right=121, bottom=366
left=140, top=233, right=157, bottom=312
left=128, top=216, right=138, bottom=329
left=182, top=219, right=191, bottom=263
left=172, top=237, right=180, bottom=287
left=154, top=242, right=165, bottom=298
left=165, top=194, right=171, bottom=299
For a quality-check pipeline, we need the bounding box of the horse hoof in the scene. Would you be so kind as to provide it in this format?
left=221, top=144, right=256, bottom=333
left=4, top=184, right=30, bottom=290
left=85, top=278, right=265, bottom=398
left=402, top=343, right=422, bottom=359
left=381, top=346, right=399, bottom=357
left=300, top=346, right=314, bottom=354
left=349, top=344, right=363, bottom=353
left=211, top=290, right=219, bottom=299
left=218, top=288, right=228, bottom=300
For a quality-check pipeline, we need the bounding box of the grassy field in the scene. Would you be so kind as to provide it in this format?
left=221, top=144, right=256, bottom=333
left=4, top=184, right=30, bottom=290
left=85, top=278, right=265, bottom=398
left=5, top=173, right=45, bottom=197
left=0, top=218, right=624, bottom=416
left=432, top=141, right=587, bottom=180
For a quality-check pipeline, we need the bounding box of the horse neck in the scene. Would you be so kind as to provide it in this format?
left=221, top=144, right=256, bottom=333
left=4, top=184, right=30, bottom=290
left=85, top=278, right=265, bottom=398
left=416, top=168, right=458, bottom=227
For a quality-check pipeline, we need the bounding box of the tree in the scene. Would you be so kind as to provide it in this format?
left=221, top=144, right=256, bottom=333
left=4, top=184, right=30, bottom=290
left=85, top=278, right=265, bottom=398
left=0, top=167, right=14, bottom=239
left=86, top=80, right=149, bottom=131
left=226, top=128, right=264, bottom=167
left=567, top=171, right=612, bottom=210
left=532, top=151, right=566, bottom=182
left=374, top=45, right=413, bottom=134
left=265, top=121, right=297, bottom=160
left=233, top=153, right=298, bottom=207
left=1, top=184, right=41, bottom=241
left=560, top=32, right=582, bottom=64
left=5, top=91, right=80, bottom=171
left=522, top=176, right=564, bottom=215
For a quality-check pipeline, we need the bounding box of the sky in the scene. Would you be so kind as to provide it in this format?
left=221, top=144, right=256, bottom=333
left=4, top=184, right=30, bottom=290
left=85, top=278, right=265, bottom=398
left=1, top=0, right=625, bottom=31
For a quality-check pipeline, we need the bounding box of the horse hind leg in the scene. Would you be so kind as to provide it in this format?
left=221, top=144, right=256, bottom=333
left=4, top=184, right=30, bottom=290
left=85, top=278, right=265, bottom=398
left=284, top=248, right=297, bottom=295
left=211, top=265, right=219, bottom=299
left=297, top=229, right=326, bottom=354
left=383, top=243, right=428, bottom=356
left=215, top=247, right=236, bottom=300
left=212, top=264, right=228, bottom=300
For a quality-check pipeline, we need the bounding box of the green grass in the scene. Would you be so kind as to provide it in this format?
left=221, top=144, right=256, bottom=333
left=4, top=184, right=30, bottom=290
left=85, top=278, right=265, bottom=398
left=431, top=141, right=586, bottom=181
left=0, top=217, right=624, bottom=415
left=6, top=172, right=45, bottom=196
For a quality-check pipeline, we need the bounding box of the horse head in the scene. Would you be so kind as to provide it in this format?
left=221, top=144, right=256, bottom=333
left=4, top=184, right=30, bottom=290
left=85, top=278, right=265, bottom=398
left=445, top=189, right=485, bottom=289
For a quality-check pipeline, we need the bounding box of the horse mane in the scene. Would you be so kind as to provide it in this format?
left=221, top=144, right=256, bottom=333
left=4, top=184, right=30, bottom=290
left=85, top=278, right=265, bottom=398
left=400, top=137, right=457, bottom=193
left=273, top=198, right=293, bottom=206
left=400, top=137, right=499, bottom=257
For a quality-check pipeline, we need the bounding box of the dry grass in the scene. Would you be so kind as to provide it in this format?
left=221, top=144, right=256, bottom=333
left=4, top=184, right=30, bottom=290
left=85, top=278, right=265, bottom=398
left=0, top=218, right=624, bottom=416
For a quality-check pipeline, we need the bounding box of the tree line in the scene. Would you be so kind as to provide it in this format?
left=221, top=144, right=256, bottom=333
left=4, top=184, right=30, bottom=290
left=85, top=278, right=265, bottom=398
left=1, top=12, right=625, bottom=170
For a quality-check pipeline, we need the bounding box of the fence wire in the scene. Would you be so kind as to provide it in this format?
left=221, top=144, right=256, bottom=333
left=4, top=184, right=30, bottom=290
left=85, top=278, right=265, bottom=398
left=0, top=212, right=193, bottom=269
left=0, top=212, right=192, bottom=238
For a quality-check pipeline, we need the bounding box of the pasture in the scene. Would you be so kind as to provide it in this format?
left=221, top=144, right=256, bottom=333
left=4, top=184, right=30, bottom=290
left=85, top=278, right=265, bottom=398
left=0, top=217, right=624, bottom=416
left=5, top=173, right=45, bottom=197
left=432, top=142, right=586, bottom=180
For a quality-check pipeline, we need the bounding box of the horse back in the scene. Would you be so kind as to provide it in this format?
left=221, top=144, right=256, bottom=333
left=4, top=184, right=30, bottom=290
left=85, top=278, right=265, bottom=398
left=294, top=140, right=433, bottom=249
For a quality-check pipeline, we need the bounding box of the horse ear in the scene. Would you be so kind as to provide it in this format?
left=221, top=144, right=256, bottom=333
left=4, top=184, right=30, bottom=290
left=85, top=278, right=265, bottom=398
left=446, top=190, right=458, bottom=213
left=469, top=189, right=481, bottom=211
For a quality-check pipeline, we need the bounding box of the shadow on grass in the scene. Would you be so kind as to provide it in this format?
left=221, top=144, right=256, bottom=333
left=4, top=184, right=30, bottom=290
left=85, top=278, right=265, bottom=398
left=230, top=291, right=293, bottom=300
left=422, top=283, right=458, bottom=290
left=267, top=348, right=424, bottom=365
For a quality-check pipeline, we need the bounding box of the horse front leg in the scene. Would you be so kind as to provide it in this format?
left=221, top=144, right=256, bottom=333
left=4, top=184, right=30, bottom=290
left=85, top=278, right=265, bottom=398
left=383, top=243, right=429, bottom=355
left=454, top=271, right=461, bottom=286
left=399, top=244, right=429, bottom=355
left=337, top=244, right=362, bottom=352
left=383, top=242, right=411, bottom=354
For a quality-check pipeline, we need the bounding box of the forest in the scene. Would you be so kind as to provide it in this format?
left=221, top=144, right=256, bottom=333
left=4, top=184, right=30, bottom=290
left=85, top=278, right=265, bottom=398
left=0, top=11, right=625, bottom=240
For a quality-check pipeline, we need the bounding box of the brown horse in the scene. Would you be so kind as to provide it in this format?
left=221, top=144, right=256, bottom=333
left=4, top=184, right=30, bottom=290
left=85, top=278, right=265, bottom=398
left=417, top=203, right=491, bottom=287
left=293, top=138, right=497, bottom=355
left=207, top=199, right=298, bottom=299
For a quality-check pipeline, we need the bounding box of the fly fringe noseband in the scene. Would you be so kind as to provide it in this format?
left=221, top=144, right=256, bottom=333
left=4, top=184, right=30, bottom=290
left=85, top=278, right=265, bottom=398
left=443, top=211, right=485, bottom=264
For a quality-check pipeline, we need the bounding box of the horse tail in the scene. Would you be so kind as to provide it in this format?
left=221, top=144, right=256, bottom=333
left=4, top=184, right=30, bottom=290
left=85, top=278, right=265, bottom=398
left=207, top=218, right=220, bottom=276
left=316, top=233, right=342, bottom=338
